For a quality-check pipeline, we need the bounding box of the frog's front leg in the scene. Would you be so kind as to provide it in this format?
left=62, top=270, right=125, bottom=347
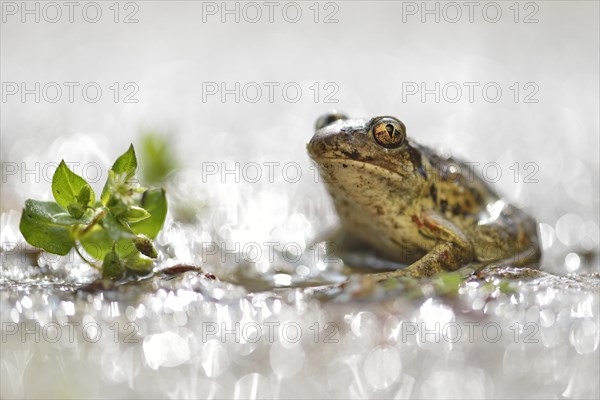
left=371, top=212, right=474, bottom=281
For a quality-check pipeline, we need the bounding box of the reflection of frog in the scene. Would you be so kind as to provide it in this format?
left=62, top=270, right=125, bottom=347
left=308, top=112, right=540, bottom=281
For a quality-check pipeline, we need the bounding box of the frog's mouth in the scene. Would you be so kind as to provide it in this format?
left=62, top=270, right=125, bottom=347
left=307, top=135, right=365, bottom=163
left=309, top=157, right=406, bottom=188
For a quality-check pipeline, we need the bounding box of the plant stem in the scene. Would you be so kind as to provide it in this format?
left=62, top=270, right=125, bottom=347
left=74, top=244, right=102, bottom=270
left=78, top=208, right=107, bottom=237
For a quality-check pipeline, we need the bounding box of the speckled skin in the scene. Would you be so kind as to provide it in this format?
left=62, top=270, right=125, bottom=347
left=308, top=114, right=540, bottom=281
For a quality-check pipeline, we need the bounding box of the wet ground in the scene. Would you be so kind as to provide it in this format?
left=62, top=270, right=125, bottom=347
left=1, top=235, right=599, bottom=399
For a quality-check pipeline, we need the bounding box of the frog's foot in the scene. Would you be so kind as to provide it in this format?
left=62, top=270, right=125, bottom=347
left=457, top=241, right=542, bottom=278
left=369, top=241, right=470, bottom=282
left=368, top=211, right=474, bottom=282
left=472, top=265, right=546, bottom=280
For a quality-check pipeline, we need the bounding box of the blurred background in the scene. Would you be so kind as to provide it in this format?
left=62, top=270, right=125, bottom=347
left=1, top=1, right=599, bottom=398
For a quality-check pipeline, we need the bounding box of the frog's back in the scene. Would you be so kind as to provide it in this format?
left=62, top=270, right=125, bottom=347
left=418, top=143, right=540, bottom=265
left=416, top=142, right=497, bottom=218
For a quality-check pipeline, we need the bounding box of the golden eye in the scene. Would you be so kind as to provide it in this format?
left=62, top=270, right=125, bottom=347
left=370, top=117, right=406, bottom=149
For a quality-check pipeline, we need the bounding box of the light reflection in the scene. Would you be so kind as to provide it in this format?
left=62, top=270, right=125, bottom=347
left=555, top=213, right=585, bottom=247
left=478, top=199, right=506, bottom=225
left=143, top=331, right=190, bottom=370
left=273, top=273, right=292, bottom=287
left=565, top=253, right=581, bottom=272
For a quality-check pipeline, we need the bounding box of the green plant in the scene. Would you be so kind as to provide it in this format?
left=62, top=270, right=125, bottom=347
left=19, top=145, right=167, bottom=279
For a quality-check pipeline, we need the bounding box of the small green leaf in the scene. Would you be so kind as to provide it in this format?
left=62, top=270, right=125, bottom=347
left=67, top=203, right=84, bottom=219
left=51, top=210, right=92, bottom=226
left=130, top=188, right=167, bottom=239
left=102, top=251, right=124, bottom=279
left=133, top=234, right=158, bottom=258
left=80, top=229, right=137, bottom=262
left=124, top=252, right=154, bottom=271
left=108, top=203, right=128, bottom=218
left=123, top=206, right=151, bottom=223
left=101, top=145, right=138, bottom=205
left=52, top=160, right=95, bottom=209
left=111, top=144, right=138, bottom=178
left=79, top=226, right=113, bottom=261
left=19, top=199, right=75, bottom=255
left=101, top=171, right=115, bottom=206
left=101, top=213, right=135, bottom=241
left=115, top=238, right=139, bottom=259
left=76, top=186, right=91, bottom=206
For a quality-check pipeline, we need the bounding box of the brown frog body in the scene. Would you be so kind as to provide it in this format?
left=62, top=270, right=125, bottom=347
left=308, top=113, right=540, bottom=281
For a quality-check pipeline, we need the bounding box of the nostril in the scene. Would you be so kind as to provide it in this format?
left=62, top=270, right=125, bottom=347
left=315, top=111, right=349, bottom=130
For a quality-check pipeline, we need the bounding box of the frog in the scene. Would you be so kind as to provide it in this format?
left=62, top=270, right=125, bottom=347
left=307, top=112, right=540, bottom=282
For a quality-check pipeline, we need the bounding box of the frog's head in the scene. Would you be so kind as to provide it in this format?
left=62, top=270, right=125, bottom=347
left=308, top=112, right=420, bottom=187
left=308, top=112, right=427, bottom=254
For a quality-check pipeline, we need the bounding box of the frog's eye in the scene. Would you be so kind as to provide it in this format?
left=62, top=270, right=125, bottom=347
left=315, top=111, right=349, bottom=130
left=370, top=116, right=406, bottom=149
